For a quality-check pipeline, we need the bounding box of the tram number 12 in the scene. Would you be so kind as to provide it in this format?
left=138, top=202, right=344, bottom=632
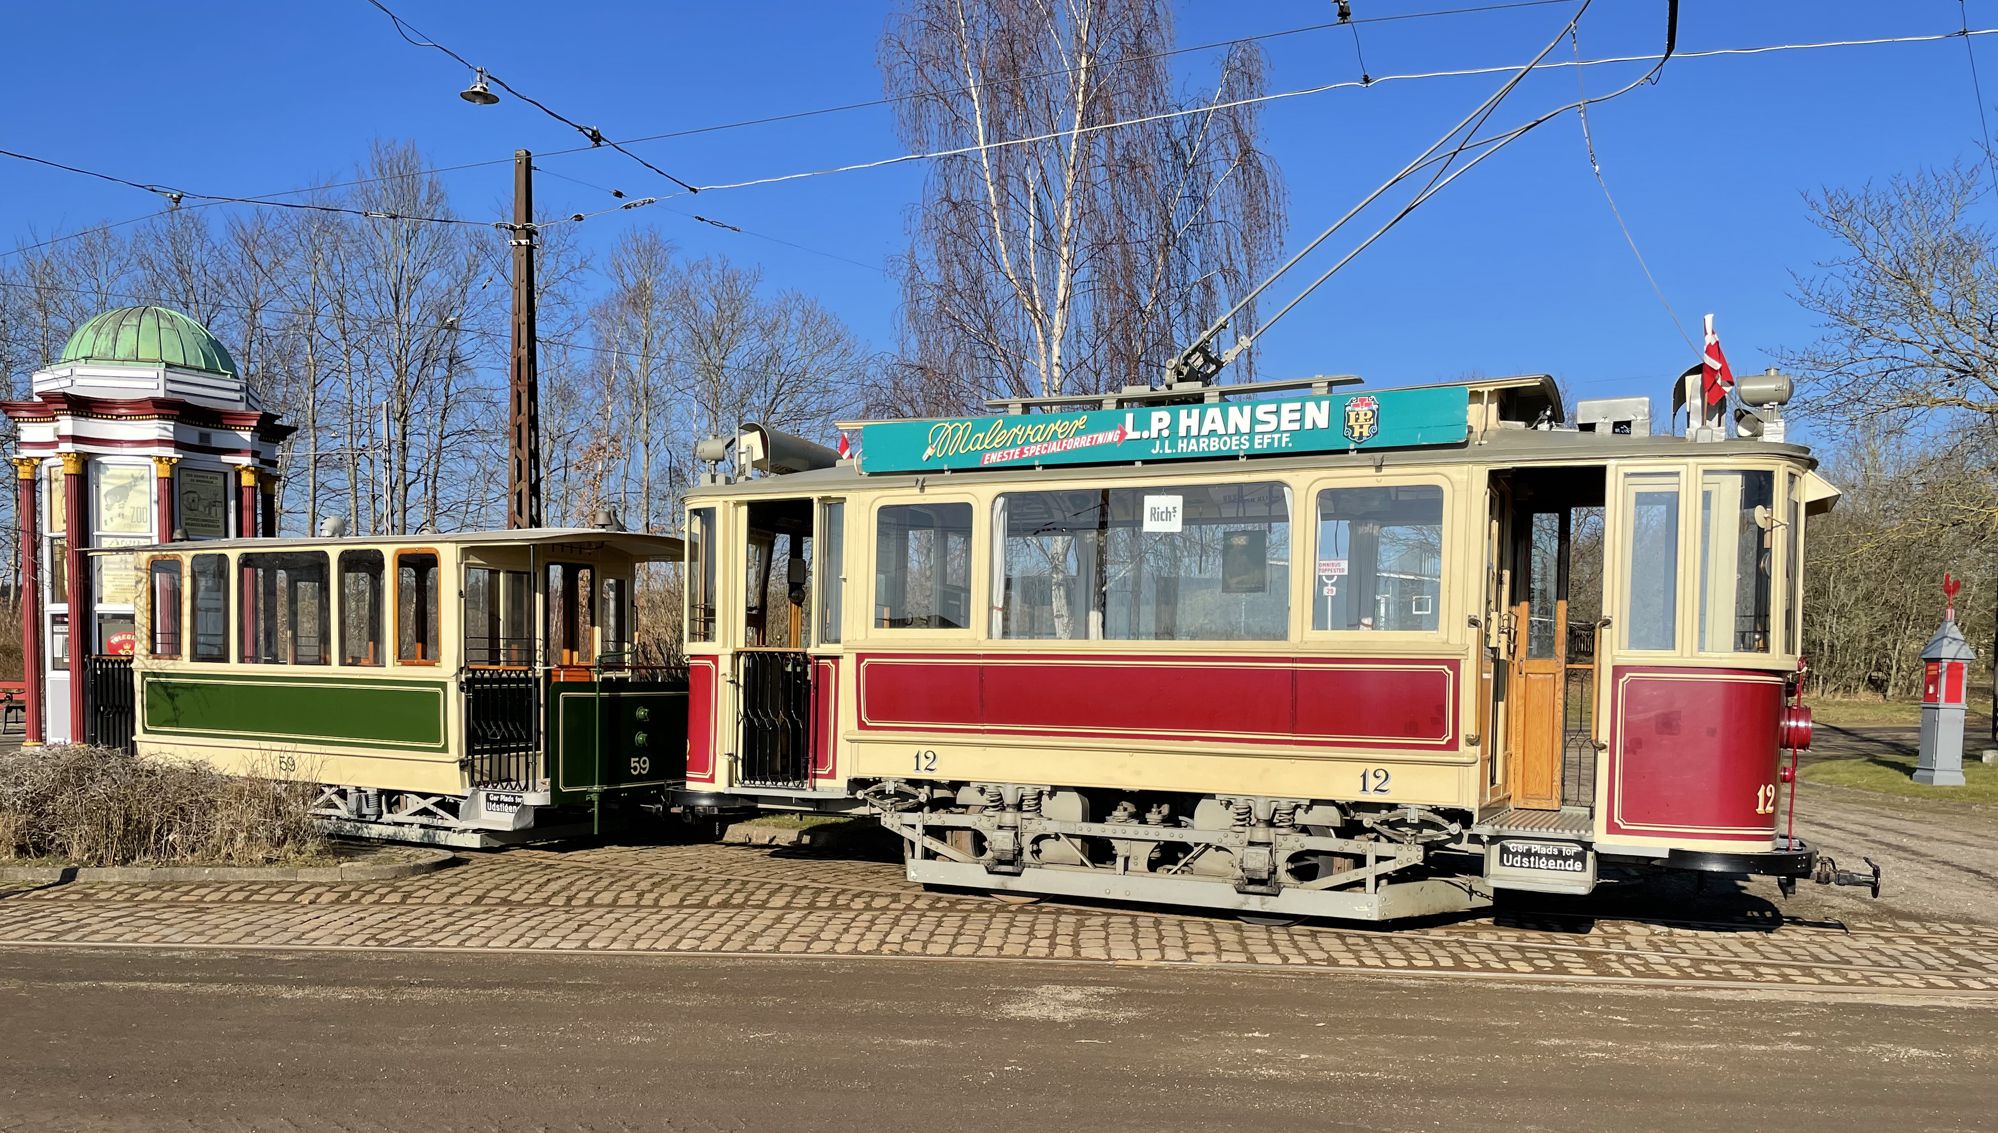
left=1754, top=783, right=1777, bottom=815
left=913, top=750, right=938, bottom=773
left=1358, top=767, right=1391, bottom=795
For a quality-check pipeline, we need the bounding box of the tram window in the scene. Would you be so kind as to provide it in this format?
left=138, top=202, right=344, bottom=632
left=876, top=503, right=972, bottom=629
left=396, top=552, right=441, bottom=664
left=1313, top=486, right=1443, bottom=632
left=1623, top=475, right=1681, bottom=651
left=687, top=508, right=716, bottom=642
left=191, top=554, right=227, bottom=661
left=1697, top=470, right=1775, bottom=653
left=339, top=550, right=384, bottom=666
left=464, top=568, right=533, bottom=665
left=547, top=563, right=595, bottom=664
left=819, top=501, right=845, bottom=644
left=602, top=576, right=630, bottom=660
left=148, top=559, right=182, bottom=658
left=992, top=484, right=1290, bottom=641
left=239, top=552, right=331, bottom=665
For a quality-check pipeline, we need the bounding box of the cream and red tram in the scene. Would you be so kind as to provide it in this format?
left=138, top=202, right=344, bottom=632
left=683, top=376, right=1867, bottom=921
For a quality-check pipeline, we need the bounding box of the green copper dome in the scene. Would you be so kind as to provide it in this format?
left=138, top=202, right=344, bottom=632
left=56, top=306, right=236, bottom=376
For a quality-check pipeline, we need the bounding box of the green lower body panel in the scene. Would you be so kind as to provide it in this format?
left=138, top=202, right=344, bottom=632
left=546, top=681, right=690, bottom=800
left=141, top=673, right=449, bottom=752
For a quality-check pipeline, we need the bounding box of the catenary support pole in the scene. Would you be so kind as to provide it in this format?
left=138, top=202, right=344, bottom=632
left=507, top=149, right=543, bottom=529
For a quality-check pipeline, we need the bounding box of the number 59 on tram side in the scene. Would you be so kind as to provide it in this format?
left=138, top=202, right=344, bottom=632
left=679, top=373, right=1881, bottom=922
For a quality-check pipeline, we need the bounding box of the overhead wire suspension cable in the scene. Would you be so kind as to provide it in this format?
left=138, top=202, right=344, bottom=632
left=1568, top=26, right=1697, bottom=353
left=361, top=0, right=699, bottom=193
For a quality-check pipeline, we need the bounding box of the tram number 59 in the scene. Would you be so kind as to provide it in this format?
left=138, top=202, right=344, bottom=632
left=629, top=756, right=651, bottom=777
left=913, top=750, right=938, bottom=773
left=1754, top=783, right=1777, bottom=815
left=1358, top=767, right=1391, bottom=795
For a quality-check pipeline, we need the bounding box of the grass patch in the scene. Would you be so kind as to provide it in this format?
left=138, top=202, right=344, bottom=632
left=1801, top=750, right=1998, bottom=804
left=735, top=812, right=853, bottom=830
left=0, top=744, right=331, bottom=867
left=1808, top=697, right=1924, bottom=727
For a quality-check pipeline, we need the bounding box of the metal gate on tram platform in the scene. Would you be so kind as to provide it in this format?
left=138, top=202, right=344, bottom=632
left=737, top=651, right=812, bottom=788
left=85, top=655, right=136, bottom=754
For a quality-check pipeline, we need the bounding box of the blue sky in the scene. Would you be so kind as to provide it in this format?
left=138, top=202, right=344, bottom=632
left=2, top=1, right=1992, bottom=417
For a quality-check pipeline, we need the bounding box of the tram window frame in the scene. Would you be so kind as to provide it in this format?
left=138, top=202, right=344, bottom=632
left=687, top=507, right=717, bottom=643
left=601, top=575, right=630, bottom=661
left=464, top=565, right=534, bottom=667
left=394, top=549, right=442, bottom=666
left=1308, top=482, right=1446, bottom=635
left=338, top=550, right=385, bottom=666
left=874, top=500, right=974, bottom=632
left=189, top=553, right=229, bottom=663
left=238, top=551, right=332, bottom=665
left=1619, top=472, right=1683, bottom=653
left=546, top=562, right=596, bottom=666
left=147, top=556, right=182, bottom=659
left=1695, top=468, right=1777, bottom=656
left=989, top=482, right=1292, bottom=643
left=818, top=500, right=845, bottom=644
left=1786, top=472, right=1805, bottom=656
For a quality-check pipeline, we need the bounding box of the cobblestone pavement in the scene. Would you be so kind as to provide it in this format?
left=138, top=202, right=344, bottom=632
left=1, top=841, right=1993, bottom=998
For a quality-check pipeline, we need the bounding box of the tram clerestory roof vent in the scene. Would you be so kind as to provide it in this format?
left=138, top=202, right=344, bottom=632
left=1575, top=397, right=1651, bottom=437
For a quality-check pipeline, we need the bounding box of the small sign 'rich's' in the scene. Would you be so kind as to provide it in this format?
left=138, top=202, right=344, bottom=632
left=856, top=386, right=1470, bottom=475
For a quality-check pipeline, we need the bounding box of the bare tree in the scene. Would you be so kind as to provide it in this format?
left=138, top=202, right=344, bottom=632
left=880, top=0, right=1285, bottom=411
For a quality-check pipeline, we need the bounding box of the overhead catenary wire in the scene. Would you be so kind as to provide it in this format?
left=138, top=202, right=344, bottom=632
left=687, top=27, right=1998, bottom=196
left=360, top=0, right=699, bottom=194
left=4, top=0, right=1579, bottom=262
left=1958, top=0, right=1998, bottom=203
left=0, top=148, right=494, bottom=229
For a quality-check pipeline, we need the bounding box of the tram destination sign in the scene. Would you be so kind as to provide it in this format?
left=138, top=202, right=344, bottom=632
left=855, top=385, right=1470, bottom=475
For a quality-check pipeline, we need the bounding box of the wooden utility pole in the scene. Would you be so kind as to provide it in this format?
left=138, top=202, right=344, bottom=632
left=507, top=149, right=543, bottom=529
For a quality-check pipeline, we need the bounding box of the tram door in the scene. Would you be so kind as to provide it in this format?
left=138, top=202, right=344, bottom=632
left=1497, top=469, right=1607, bottom=812
left=736, top=498, right=820, bottom=788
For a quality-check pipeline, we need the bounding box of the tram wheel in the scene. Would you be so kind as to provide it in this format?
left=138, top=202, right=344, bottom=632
left=1236, top=911, right=1303, bottom=928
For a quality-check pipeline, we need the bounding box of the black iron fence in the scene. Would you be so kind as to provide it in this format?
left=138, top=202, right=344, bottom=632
left=463, top=669, right=540, bottom=789
left=86, top=655, right=136, bottom=754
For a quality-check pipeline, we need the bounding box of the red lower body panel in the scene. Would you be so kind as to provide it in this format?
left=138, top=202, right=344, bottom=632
left=1605, top=666, right=1785, bottom=842
left=854, top=653, right=1459, bottom=751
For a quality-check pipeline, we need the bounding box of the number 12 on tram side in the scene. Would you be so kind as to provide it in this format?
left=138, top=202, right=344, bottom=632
left=680, top=377, right=1877, bottom=922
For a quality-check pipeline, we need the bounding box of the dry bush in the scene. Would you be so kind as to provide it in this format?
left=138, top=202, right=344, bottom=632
left=0, top=745, right=328, bottom=867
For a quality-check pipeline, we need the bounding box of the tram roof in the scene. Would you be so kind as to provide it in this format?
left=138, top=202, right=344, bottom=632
left=692, top=427, right=1817, bottom=498
left=93, top=527, right=686, bottom=560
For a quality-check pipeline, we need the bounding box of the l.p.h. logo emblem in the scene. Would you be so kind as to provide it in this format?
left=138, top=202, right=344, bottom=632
left=1343, top=395, right=1380, bottom=444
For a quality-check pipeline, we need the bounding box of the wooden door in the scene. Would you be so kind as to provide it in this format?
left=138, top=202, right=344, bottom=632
left=1507, top=510, right=1567, bottom=811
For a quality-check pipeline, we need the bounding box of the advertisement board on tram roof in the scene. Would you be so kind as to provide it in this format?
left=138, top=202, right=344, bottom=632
left=855, top=384, right=1471, bottom=475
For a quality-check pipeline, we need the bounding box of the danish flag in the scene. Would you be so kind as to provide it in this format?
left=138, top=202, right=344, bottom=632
left=1701, top=313, right=1735, bottom=408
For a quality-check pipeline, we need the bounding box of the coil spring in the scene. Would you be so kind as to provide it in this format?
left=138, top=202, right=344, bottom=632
left=1229, top=798, right=1253, bottom=827
left=1272, top=802, right=1298, bottom=829
left=982, top=784, right=1004, bottom=807
left=1020, top=789, right=1042, bottom=816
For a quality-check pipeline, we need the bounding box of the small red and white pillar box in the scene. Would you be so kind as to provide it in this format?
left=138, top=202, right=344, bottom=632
left=1916, top=575, right=1975, bottom=788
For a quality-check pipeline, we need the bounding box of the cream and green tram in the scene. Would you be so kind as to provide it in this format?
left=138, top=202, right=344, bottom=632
left=683, top=376, right=1875, bottom=922
left=109, top=528, right=686, bottom=845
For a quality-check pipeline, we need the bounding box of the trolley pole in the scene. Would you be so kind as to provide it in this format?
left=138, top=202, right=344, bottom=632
left=507, top=149, right=544, bottom=529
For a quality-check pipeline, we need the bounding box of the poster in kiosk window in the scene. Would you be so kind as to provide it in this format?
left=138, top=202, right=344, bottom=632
left=855, top=386, right=1471, bottom=475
